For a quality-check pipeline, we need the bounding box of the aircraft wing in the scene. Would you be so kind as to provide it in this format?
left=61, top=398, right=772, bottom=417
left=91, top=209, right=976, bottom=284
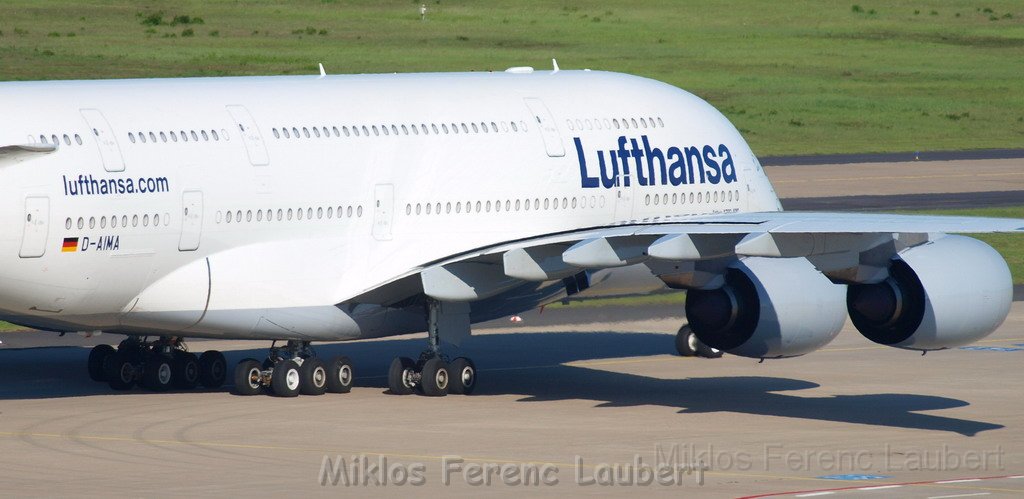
left=356, top=211, right=1024, bottom=304
left=0, top=143, right=58, bottom=166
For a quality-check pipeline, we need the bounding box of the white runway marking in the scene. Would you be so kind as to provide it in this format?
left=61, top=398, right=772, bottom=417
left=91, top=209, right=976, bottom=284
left=795, top=492, right=835, bottom=497
left=856, top=485, right=901, bottom=491
left=926, top=493, right=990, bottom=499
left=936, top=479, right=981, bottom=484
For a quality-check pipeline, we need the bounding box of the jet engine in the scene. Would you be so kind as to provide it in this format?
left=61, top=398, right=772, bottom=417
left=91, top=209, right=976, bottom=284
left=846, top=235, right=1011, bottom=351
left=685, top=257, right=847, bottom=358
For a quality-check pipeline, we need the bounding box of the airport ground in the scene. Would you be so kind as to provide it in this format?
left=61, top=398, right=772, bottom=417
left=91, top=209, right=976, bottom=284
left=0, top=159, right=1022, bottom=497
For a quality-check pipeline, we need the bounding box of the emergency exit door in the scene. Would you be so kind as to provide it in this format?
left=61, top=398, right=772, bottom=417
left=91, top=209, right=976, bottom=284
left=19, top=197, right=49, bottom=258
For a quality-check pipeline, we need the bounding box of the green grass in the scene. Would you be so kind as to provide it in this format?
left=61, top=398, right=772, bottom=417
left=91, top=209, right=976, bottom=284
left=0, top=1, right=1022, bottom=156
left=901, top=205, right=1024, bottom=284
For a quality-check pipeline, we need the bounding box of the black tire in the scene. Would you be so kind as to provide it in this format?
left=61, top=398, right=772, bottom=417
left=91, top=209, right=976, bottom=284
left=88, top=344, right=115, bottom=382
left=270, top=359, right=301, bottom=397
left=420, top=358, right=449, bottom=397
left=448, top=357, right=476, bottom=395
left=696, top=341, right=724, bottom=359
left=172, top=352, right=201, bottom=389
left=199, top=350, right=227, bottom=388
left=105, top=352, right=136, bottom=390
left=387, top=357, right=416, bottom=395
left=233, top=358, right=264, bottom=395
left=326, top=356, right=354, bottom=394
left=675, top=325, right=699, bottom=357
left=143, top=354, right=173, bottom=391
left=300, top=358, right=328, bottom=396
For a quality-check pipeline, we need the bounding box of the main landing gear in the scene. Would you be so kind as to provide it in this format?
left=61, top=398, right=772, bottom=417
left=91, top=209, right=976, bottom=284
left=675, top=324, right=723, bottom=358
left=232, top=340, right=354, bottom=397
left=87, top=337, right=227, bottom=391
left=388, top=300, right=477, bottom=397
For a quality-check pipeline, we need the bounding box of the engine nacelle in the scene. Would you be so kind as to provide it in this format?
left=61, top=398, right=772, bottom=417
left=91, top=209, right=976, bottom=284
left=686, top=257, right=847, bottom=358
left=847, top=235, right=1011, bottom=351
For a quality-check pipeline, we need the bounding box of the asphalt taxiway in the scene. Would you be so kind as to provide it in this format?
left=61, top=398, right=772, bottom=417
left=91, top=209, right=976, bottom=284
left=0, top=158, right=1021, bottom=497
left=0, top=302, right=1022, bottom=497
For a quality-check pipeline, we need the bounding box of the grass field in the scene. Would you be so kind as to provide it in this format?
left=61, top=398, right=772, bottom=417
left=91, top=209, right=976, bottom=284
left=0, top=1, right=1022, bottom=156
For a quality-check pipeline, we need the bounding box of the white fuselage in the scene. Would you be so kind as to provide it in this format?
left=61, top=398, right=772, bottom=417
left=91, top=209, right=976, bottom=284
left=0, top=69, right=780, bottom=340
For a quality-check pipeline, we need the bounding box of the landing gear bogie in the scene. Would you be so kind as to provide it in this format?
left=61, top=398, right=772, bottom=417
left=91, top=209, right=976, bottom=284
left=231, top=341, right=356, bottom=397
left=87, top=338, right=225, bottom=392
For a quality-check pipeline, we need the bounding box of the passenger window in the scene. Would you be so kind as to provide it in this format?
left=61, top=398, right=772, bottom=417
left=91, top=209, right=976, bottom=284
left=510, top=122, right=518, bottom=132
left=471, top=123, right=479, bottom=133
left=129, top=133, right=137, bottom=143
left=343, top=126, right=351, bottom=137
left=332, top=126, right=340, bottom=137
left=362, top=126, right=369, bottom=136
left=201, top=130, right=209, bottom=141
left=432, top=124, right=439, bottom=134
left=149, top=132, right=157, bottom=142
left=75, top=134, right=83, bottom=145
left=313, top=127, right=321, bottom=138
left=160, top=131, right=167, bottom=142
left=171, top=131, right=179, bottom=142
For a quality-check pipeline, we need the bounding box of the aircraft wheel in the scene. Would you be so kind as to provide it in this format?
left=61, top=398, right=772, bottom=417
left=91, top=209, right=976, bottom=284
left=300, top=357, right=328, bottom=396
left=675, top=325, right=699, bottom=357
left=233, top=358, right=264, bottom=396
left=387, top=357, right=416, bottom=395
left=270, top=360, right=301, bottom=397
left=419, top=358, right=449, bottom=397
left=172, top=352, right=201, bottom=389
left=199, top=350, right=227, bottom=388
left=143, top=354, right=173, bottom=391
left=448, top=357, right=476, bottom=395
left=88, top=344, right=115, bottom=382
left=105, top=352, right=137, bottom=390
left=696, top=342, right=723, bottom=358
left=326, top=356, right=354, bottom=394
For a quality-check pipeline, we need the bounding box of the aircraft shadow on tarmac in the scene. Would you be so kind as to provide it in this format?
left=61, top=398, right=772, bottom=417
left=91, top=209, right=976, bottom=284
left=0, top=331, right=1001, bottom=437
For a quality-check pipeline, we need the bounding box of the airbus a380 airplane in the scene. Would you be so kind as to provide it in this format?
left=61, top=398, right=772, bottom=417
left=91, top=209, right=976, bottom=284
left=1, top=64, right=1020, bottom=397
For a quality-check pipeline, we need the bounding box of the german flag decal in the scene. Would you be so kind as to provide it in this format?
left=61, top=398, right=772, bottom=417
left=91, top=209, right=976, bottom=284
left=61, top=237, right=78, bottom=252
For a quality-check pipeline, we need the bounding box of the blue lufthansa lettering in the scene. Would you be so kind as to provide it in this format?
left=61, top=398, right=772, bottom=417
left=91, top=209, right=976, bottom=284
left=577, top=136, right=736, bottom=189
